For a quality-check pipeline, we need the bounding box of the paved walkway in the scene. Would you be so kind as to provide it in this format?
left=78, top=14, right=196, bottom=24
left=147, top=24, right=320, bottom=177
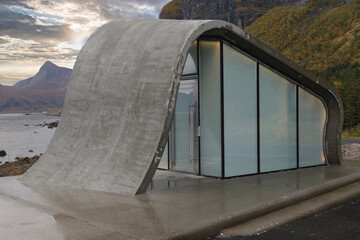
left=1, top=166, right=360, bottom=239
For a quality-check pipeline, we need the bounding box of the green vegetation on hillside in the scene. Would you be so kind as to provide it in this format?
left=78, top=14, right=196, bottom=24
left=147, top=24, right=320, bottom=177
left=159, top=0, right=183, bottom=19
left=246, top=0, right=360, bottom=133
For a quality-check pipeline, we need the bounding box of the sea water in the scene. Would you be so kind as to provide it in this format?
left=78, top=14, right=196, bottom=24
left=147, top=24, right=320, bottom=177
left=0, top=113, right=60, bottom=163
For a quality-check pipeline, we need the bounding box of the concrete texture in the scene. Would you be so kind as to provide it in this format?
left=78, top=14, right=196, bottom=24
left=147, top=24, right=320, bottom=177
left=212, top=198, right=360, bottom=240
left=1, top=166, right=359, bottom=239
left=20, top=19, right=224, bottom=195
left=20, top=19, right=343, bottom=195
left=220, top=181, right=360, bottom=236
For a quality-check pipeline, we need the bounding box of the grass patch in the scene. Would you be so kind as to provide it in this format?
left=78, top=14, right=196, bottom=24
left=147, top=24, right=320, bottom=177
left=342, top=124, right=360, bottom=138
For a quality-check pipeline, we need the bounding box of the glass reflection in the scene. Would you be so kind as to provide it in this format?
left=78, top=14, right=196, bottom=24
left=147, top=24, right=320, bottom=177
left=260, top=66, right=297, bottom=172
left=299, top=88, right=326, bottom=166
left=223, top=44, right=257, bottom=177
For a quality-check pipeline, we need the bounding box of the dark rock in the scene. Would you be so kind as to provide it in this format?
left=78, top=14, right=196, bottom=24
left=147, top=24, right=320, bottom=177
left=41, top=120, right=59, bottom=129
left=0, top=150, right=6, bottom=157
left=47, top=121, right=59, bottom=129
left=160, top=0, right=311, bottom=29
left=29, top=150, right=33, bottom=153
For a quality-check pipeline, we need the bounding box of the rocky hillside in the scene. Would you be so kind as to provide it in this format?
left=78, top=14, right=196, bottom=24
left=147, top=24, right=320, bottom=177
left=160, top=0, right=311, bottom=29
left=160, top=0, right=360, bottom=131
left=0, top=61, right=71, bottom=113
left=246, top=0, right=358, bottom=73
left=246, top=0, right=360, bottom=130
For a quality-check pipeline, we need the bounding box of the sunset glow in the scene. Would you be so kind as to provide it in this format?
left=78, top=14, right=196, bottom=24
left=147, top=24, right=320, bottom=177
left=0, top=0, right=170, bottom=85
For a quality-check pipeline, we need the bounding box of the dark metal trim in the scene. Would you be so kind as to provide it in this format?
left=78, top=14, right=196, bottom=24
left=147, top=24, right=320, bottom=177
left=220, top=39, right=225, bottom=179
left=202, top=163, right=327, bottom=180
left=181, top=74, right=199, bottom=80
left=197, top=39, right=201, bottom=176
left=182, top=73, right=198, bottom=77
left=296, top=85, right=300, bottom=168
left=256, top=62, right=260, bottom=174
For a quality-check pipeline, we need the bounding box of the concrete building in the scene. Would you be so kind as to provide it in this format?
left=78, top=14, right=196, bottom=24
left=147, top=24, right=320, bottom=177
left=21, top=19, right=343, bottom=195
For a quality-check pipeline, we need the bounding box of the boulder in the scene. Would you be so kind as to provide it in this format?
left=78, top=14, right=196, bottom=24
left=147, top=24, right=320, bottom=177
left=0, top=150, right=6, bottom=157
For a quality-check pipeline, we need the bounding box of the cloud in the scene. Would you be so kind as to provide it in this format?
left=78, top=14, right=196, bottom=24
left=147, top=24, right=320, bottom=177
left=0, top=0, right=171, bottom=84
left=0, top=36, right=79, bottom=62
left=0, top=7, right=73, bottom=42
left=0, top=0, right=34, bottom=9
left=0, top=38, right=10, bottom=44
left=0, top=72, right=26, bottom=86
left=0, top=0, right=171, bottom=42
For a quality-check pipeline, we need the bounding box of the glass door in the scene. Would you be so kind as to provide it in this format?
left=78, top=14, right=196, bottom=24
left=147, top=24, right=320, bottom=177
left=172, top=79, right=199, bottom=173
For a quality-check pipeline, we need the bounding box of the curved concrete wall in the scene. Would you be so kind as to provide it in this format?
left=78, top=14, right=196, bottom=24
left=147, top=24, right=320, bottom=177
left=21, top=19, right=343, bottom=195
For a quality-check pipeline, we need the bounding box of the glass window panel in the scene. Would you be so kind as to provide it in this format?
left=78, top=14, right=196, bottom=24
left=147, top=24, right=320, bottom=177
left=174, top=82, right=196, bottom=170
left=183, top=42, right=198, bottom=75
left=199, top=41, right=222, bottom=177
left=299, top=88, right=326, bottom=167
left=223, top=44, right=257, bottom=177
left=158, top=142, right=168, bottom=169
left=259, top=66, right=297, bottom=172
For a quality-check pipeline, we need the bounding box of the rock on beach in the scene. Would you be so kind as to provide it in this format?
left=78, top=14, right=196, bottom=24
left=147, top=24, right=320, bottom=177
left=0, top=150, right=6, bottom=157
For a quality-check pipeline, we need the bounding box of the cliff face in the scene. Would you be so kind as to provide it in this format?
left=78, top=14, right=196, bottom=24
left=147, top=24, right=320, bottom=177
left=160, top=0, right=310, bottom=29
left=181, top=0, right=238, bottom=25
left=159, top=0, right=352, bottom=29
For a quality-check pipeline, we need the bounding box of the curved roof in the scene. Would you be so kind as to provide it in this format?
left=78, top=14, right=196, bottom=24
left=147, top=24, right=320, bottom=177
left=21, top=19, right=343, bottom=194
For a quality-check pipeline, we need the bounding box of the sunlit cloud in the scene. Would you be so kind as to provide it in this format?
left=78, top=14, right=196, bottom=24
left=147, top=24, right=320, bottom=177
left=0, top=0, right=170, bottom=85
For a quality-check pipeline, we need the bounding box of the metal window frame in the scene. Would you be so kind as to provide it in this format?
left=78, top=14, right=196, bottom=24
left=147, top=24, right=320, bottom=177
left=159, top=35, right=328, bottom=179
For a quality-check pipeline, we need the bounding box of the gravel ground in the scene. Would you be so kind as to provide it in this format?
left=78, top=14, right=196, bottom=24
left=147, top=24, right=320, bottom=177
left=342, top=144, right=360, bottom=159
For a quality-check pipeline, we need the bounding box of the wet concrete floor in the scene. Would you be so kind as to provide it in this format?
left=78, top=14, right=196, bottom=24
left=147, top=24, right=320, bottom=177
left=0, top=166, right=360, bottom=239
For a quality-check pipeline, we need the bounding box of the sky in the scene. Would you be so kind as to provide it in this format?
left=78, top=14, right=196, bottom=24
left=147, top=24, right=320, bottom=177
left=0, top=0, right=170, bottom=85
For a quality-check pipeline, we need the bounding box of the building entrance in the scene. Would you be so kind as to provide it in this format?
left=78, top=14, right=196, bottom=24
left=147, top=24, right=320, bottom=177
left=172, top=78, right=199, bottom=174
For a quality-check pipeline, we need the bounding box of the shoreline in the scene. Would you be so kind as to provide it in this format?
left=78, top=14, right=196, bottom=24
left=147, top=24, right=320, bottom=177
left=0, top=114, right=60, bottom=163
left=0, top=155, right=40, bottom=177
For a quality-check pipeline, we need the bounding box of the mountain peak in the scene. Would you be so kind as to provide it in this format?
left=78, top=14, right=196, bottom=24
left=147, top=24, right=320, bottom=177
left=40, top=61, right=58, bottom=71
left=13, top=61, right=71, bottom=91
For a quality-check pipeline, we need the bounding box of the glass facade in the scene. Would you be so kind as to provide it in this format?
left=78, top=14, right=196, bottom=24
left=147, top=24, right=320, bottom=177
left=158, top=38, right=327, bottom=178
left=199, top=41, right=222, bottom=177
left=299, top=88, right=326, bottom=167
left=174, top=80, right=197, bottom=172
left=223, top=44, right=257, bottom=177
left=158, top=143, right=168, bottom=169
left=183, top=42, right=198, bottom=75
left=259, top=66, right=297, bottom=172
